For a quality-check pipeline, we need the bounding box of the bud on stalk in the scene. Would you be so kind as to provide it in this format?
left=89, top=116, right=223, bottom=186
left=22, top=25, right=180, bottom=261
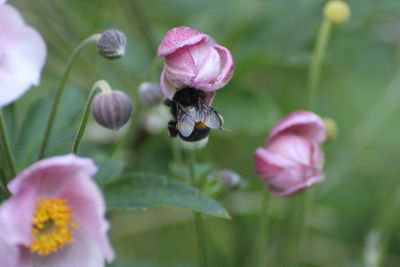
left=97, top=29, right=127, bottom=59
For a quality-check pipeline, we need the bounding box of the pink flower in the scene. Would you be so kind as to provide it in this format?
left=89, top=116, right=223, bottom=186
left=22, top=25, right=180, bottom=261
left=158, top=26, right=234, bottom=102
left=0, top=154, right=114, bottom=266
left=0, top=4, right=46, bottom=108
left=255, top=111, right=327, bottom=197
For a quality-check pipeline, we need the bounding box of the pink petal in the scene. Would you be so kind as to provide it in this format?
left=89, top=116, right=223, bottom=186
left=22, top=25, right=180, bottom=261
left=58, top=174, right=114, bottom=262
left=205, top=91, right=215, bottom=106
left=158, top=26, right=210, bottom=57
left=269, top=168, right=325, bottom=197
left=0, top=232, right=19, bottom=267
left=160, top=68, right=174, bottom=99
left=0, top=4, right=46, bottom=108
left=8, top=154, right=97, bottom=198
left=212, top=44, right=234, bottom=89
left=0, top=189, right=36, bottom=267
left=164, top=47, right=196, bottom=89
left=32, top=229, right=107, bottom=267
left=0, top=188, right=36, bottom=246
left=267, top=134, right=313, bottom=166
left=255, top=148, right=298, bottom=180
left=191, top=43, right=221, bottom=84
left=268, top=111, right=327, bottom=144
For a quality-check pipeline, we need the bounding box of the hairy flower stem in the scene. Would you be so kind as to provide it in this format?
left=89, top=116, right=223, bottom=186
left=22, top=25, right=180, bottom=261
left=255, top=189, right=270, bottom=267
left=39, top=34, right=101, bottom=159
left=187, top=150, right=208, bottom=267
left=72, top=81, right=107, bottom=154
left=0, top=110, right=16, bottom=181
left=307, top=18, right=332, bottom=110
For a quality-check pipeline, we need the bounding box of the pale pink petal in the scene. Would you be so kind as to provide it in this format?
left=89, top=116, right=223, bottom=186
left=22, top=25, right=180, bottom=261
left=268, top=111, right=327, bottom=144
left=59, top=174, right=114, bottom=262
left=269, top=168, right=324, bottom=197
left=32, top=229, right=106, bottom=267
left=255, top=148, right=298, bottom=180
left=267, top=134, right=313, bottom=166
left=0, top=188, right=36, bottom=267
left=0, top=4, right=46, bottom=108
left=8, top=154, right=97, bottom=198
left=0, top=232, right=19, bottom=267
left=311, top=140, right=325, bottom=169
left=191, top=43, right=221, bottom=84
left=0, top=188, right=36, bottom=246
left=0, top=0, right=7, bottom=3
left=160, top=68, right=174, bottom=99
left=164, top=47, right=196, bottom=89
left=205, top=91, right=215, bottom=106
left=212, top=44, right=234, bottom=88
left=0, top=190, right=36, bottom=267
left=158, top=26, right=210, bottom=57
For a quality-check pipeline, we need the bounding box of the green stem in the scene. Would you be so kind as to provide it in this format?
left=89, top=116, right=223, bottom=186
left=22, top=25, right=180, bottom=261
left=39, top=33, right=101, bottom=159
left=72, top=81, right=106, bottom=154
left=255, top=189, right=270, bottom=267
left=0, top=110, right=16, bottom=180
left=307, top=18, right=332, bottom=110
left=187, top=150, right=208, bottom=267
left=368, top=184, right=400, bottom=267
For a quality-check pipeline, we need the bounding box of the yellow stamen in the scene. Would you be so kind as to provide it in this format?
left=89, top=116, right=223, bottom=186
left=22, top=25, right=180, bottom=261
left=30, top=198, right=77, bottom=256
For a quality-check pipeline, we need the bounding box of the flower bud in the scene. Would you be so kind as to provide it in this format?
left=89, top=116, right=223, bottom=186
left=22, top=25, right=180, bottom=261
left=143, top=105, right=170, bottom=134
left=97, top=29, right=127, bottom=59
left=138, top=82, right=163, bottom=106
left=92, top=90, right=133, bottom=130
left=219, top=170, right=241, bottom=191
left=324, top=0, right=351, bottom=24
left=323, top=117, right=338, bottom=141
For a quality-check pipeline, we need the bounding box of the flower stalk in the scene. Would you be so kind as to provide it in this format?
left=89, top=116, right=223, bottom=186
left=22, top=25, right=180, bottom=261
left=255, top=189, right=270, bottom=267
left=187, top=150, right=208, bottom=267
left=0, top=110, right=16, bottom=180
left=307, top=18, right=332, bottom=110
left=72, top=81, right=105, bottom=154
left=39, top=33, right=101, bottom=159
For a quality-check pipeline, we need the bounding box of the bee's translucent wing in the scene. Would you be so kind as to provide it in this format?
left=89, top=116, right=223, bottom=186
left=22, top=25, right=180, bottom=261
left=197, top=103, right=222, bottom=129
left=176, top=105, right=196, bottom=137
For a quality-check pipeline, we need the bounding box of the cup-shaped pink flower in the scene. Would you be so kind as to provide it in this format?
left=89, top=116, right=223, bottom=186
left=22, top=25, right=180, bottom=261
left=0, top=154, right=114, bottom=267
left=158, top=26, right=234, bottom=102
left=255, top=111, right=327, bottom=197
left=0, top=4, right=46, bottom=108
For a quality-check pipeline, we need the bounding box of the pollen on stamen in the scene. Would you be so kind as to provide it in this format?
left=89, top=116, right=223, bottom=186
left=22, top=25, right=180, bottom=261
left=30, top=198, right=78, bottom=256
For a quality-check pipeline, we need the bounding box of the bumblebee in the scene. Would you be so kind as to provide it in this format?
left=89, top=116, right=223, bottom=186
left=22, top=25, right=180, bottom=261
left=164, top=87, right=224, bottom=143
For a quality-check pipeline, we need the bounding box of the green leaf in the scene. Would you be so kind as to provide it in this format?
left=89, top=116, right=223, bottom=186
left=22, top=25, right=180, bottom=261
left=94, top=155, right=124, bottom=186
left=104, top=173, right=230, bottom=219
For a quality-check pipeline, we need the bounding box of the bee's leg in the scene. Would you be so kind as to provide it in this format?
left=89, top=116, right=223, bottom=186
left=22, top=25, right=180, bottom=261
left=167, top=121, right=178, bottom=137
left=164, top=99, right=174, bottom=107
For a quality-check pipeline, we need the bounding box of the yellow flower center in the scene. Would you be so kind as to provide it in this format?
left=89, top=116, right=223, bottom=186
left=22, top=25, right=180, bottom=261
left=30, top=198, right=77, bottom=256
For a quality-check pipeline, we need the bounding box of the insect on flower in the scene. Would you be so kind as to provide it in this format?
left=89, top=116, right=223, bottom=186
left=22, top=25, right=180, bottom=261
left=164, top=87, right=225, bottom=146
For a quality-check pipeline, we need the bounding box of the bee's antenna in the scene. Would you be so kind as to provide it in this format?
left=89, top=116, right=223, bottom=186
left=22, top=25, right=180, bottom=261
left=220, top=127, right=232, bottom=133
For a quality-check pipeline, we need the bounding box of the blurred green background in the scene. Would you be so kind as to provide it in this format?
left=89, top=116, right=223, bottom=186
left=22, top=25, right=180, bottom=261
left=5, top=0, right=400, bottom=266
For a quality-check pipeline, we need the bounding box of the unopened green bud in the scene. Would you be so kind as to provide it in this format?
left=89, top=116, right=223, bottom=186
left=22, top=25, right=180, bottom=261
left=323, top=117, right=338, bottom=141
left=324, top=0, right=351, bottom=24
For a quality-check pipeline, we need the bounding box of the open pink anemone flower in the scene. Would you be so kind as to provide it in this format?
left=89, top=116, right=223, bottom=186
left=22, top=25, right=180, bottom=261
left=158, top=26, right=234, bottom=105
left=0, top=154, right=114, bottom=267
left=0, top=4, right=46, bottom=108
left=255, top=111, right=327, bottom=197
